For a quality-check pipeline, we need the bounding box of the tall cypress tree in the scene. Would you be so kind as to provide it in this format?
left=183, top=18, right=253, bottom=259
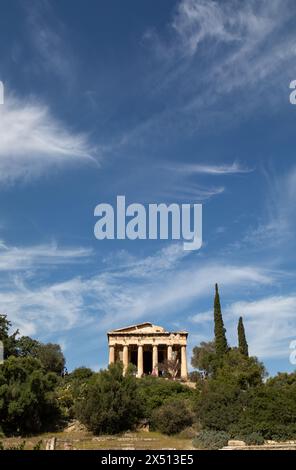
left=238, top=316, right=249, bottom=357
left=214, top=283, right=228, bottom=356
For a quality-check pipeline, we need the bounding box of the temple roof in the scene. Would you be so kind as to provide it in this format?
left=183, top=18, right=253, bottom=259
left=108, top=322, right=187, bottom=335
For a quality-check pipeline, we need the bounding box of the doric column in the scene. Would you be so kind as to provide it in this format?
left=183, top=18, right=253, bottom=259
left=152, top=345, right=158, bottom=375
left=109, top=345, right=115, bottom=365
left=137, top=345, right=143, bottom=378
left=180, top=345, right=188, bottom=380
left=167, top=345, right=173, bottom=361
left=123, top=345, right=129, bottom=374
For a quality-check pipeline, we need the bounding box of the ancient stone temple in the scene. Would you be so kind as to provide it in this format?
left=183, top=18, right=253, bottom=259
left=107, top=322, right=188, bottom=380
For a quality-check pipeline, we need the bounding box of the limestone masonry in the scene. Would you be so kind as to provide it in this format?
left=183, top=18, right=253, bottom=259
left=107, top=322, right=188, bottom=380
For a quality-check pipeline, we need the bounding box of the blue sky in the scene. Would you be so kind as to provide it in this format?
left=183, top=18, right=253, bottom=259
left=0, top=0, right=296, bottom=375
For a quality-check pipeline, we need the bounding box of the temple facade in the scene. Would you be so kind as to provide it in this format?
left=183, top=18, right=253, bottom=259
left=107, top=322, right=188, bottom=380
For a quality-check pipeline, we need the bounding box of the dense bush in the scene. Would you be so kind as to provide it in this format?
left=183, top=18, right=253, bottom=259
left=57, top=367, right=94, bottom=418
left=194, top=349, right=270, bottom=436
left=138, top=376, right=194, bottom=419
left=195, top=379, right=245, bottom=432
left=151, top=400, right=193, bottom=435
left=243, top=432, right=264, bottom=445
left=75, top=363, right=143, bottom=434
left=196, top=370, right=296, bottom=441
left=0, top=356, right=62, bottom=435
left=193, top=430, right=230, bottom=449
left=233, top=384, right=296, bottom=440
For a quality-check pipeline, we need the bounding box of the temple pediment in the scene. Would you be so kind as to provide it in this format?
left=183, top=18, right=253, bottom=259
left=109, top=322, right=166, bottom=334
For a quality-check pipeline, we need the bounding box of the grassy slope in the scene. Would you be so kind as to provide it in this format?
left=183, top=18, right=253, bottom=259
left=0, top=431, right=194, bottom=450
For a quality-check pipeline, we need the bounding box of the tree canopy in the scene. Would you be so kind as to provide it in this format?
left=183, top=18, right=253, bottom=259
left=238, top=316, right=249, bottom=357
left=213, top=284, right=228, bottom=356
left=0, top=356, right=61, bottom=435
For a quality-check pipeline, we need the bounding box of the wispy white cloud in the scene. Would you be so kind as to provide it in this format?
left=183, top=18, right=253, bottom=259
left=156, top=160, right=251, bottom=203
left=169, top=0, right=290, bottom=92
left=0, top=95, right=97, bottom=184
left=161, top=183, right=225, bottom=201
left=172, top=0, right=242, bottom=56
left=24, top=0, right=76, bottom=81
left=172, top=0, right=279, bottom=58
left=0, top=241, right=92, bottom=272
left=241, top=165, right=296, bottom=250
left=125, top=0, right=295, bottom=145
left=0, top=277, right=88, bottom=337
left=190, top=309, right=213, bottom=324
left=169, top=161, right=252, bottom=175
left=103, top=243, right=188, bottom=278
left=3, top=242, right=273, bottom=340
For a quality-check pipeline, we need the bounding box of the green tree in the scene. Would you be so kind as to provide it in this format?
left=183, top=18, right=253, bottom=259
left=75, top=363, right=143, bottom=434
left=213, top=284, right=228, bottom=356
left=17, top=336, right=65, bottom=375
left=0, top=314, right=19, bottom=358
left=17, top=336, right=40, bottom=357
left=267, top=371, right=296, bottom=387
left=195, top=377, right=244, bottom=432
left=191, top=341, right=217, bottom=377
left=0, top=356, right=61, bottom=435
left=194, top=349, right=266, bottom=433
left=0, top=314, right=65, bottom=376
left=158, top=358, right=180, bottom=379
left=238, top=316, right=249, bottom=357
left=214, top=349, right=266, bottom=389
left=66, top=366, right=94, bottom=382
left=232, top=383, right=296, bottom=440
left=36, top=343, right=65, bottom=376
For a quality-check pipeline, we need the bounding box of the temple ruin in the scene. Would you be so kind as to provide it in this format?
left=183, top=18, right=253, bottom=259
left=107, top=322, right=188, bottom=380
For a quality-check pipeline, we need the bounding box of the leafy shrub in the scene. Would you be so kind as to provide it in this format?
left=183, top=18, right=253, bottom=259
left=195, top=379, right=245, bottom=432
left=57, top=367, right=94, bottom=419
left=193, top=430, right=230, bottom=450
left=243, top=432, right=264, bottom=445
left=151, top=400, right=193, bottom=435
left=270, top=424, right=296, bottom=442
left=75, top=362, right=143, bottom=435
left=233, top=385, right=296, bottom=440
left=138, top=376, right=194, bottom=418
left=195, top=360, right=296, bottom=442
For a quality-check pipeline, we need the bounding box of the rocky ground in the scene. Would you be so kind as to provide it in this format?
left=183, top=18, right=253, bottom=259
left=2, top=423, right=296, bottom=450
